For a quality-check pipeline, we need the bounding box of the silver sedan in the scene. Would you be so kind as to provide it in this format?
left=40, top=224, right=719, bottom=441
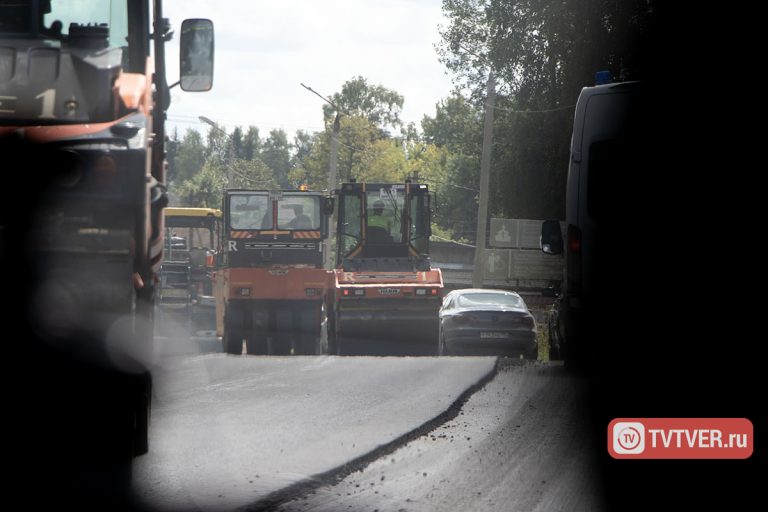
left=438, top=289, right=538, bottom=359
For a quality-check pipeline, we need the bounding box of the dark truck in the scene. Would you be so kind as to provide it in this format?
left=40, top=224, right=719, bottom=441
left=0, top=0, right=214, bottom=500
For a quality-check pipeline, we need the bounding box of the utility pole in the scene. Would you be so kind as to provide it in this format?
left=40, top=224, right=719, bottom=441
left=472, top=72, right=496, bottom=288
left=326, top=113, right=340, bottom=269
left=226, top=137, right=234, bottom=187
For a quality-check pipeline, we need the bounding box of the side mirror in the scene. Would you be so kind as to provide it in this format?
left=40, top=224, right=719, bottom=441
left=541, top=287, right=557, bottom=298
left=540, top=219, right=564, bottom=255
left=322, top=197, right=335, bottom=216
left=179, top=19, right=214, bottom=92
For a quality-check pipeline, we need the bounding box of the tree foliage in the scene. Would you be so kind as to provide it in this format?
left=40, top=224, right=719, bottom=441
left=176, top=161, right=226, bottom=209
left=261, top=129, right=292, bottom=188
left=421, top=94, right=483, bottom=240
left=438, top=0, right=657, bottom=219
left=322, top=76, right=404, bottom=135
left=171, top=129, right=205, bottom=185
left=167, top=77, right=485, bottom=243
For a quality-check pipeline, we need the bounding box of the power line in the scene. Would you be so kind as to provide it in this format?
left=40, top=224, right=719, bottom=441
left=431, top=234, right=476, bottom=248
left=489, top=103, right=575, bottom=114
left=167, top=115, right=325, bottom=132
left=422, top=178, right=479, bottom=193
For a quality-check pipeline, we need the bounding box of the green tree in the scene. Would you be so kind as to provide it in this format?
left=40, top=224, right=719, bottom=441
left=176, top=161, right=226, bottom=208
left=288, top=129, right=317, bottom=188
left=173, top=128, right=206, bottom=185
left=299, top=114, right=382, bottom=189
left=229, top=158, right=278, bottom=190
left=297, top=129, right=331, bottom=190
left=230, top=126, right=244, bottom=159
left=261, top=129, right=291, bottom=188
left=322, top=76, right=404, bottom=135
left=242, top=126, right=261, bottom=161
left=165, top=127, right=180, bottom=183
left=421, top=94, right=483, bottom=241
left=204, top=125, right=230, bottom=168
left=438, top=0, right=656, bottom=219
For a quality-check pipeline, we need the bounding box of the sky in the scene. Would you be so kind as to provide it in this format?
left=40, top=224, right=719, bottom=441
left=163, top=0, right=456, bottom=139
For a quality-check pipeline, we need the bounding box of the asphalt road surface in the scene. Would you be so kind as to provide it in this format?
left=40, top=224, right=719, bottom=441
left=132, top=337, right=600, bottom=512
left=273, top=360, right=601, bottom=512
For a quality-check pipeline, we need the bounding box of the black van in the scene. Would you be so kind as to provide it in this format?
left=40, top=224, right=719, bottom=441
left=542, top=80, right=643, bottom=364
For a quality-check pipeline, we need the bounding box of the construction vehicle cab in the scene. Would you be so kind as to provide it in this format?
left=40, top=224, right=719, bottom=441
left=158, top=208, right=221, bottom=336
left=330, top=181, right=443, bottom=355
left=0, top=0, right=214, bottom=478
left=216, top=189, right=333, bottom=355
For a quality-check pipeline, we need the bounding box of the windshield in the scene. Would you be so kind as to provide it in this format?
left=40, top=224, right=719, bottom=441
left=1, top=0, right=128, bottom=47
left=45, top=0, right=128, bottom=47
left=457, top=293, right=524, bottom=308
left=339, top=192, right=361, bottom=255
left=276, top=195, right=321, bottom=230
left=229, top=193, right=321, bottom=231
left=366, top=185, right=404, bottom=243
left=228, top=193, right=270, bottom=230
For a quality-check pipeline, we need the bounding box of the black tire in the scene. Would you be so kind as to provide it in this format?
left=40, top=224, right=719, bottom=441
left=328, top=330, right=338, bottom=355
left=132, top=371, right=152, bottom=456
left=335, top=335, right=346, bottom=356
left=245, top=336, right=268, bottom=355
left=327, top=306, right=340, bottom=355
left=294, top=333, right=320, bottom=355
left=223, top=330, right=243, bottom=354
left=134, top=280, right=156, bottom=360
left=437, top=328, right=447, bottom=356
left=525, top=344, right=539, bottom=361
left=270, top=334, right=293, bottom=355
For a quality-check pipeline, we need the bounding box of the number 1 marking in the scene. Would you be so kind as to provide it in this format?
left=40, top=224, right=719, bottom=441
left=35, top=89, right=56, bottom=118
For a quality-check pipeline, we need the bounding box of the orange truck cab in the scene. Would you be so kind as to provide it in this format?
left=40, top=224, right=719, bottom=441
left=215, top=189, right=334, bottom=355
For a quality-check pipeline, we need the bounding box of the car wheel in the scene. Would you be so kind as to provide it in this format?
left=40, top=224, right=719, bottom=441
left=132, top=371, right=151, bottom=456
left=438, top=330, right=448, bottom=356
left=549, top=341, right=561, bottom=361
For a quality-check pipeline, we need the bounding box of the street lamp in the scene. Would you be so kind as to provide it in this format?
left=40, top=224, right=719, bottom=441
left=198, top=115, right=234, bottom=187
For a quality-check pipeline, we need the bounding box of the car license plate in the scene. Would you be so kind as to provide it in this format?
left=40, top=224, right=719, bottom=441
left=480, top=332, right=509, bottom=339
